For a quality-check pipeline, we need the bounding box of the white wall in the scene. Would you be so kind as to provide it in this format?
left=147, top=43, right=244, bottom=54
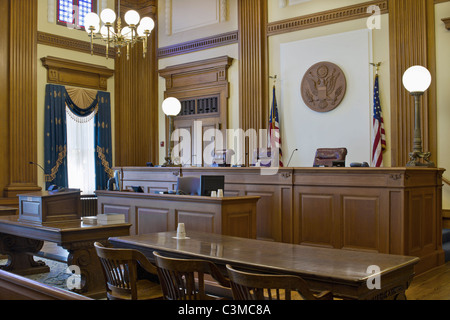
left=279, top=29, right=373, bottom=167
left=435, top=2, right=450, bottom=209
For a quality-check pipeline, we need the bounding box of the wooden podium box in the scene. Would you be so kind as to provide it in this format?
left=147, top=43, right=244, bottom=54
left=18, top=190, right=81, bottom=224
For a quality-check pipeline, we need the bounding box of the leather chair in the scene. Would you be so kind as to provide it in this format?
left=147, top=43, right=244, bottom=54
left=176, top=176, right=201, bottom=195
left=251, top=148, right=273, bottom=167
left=226, top=264, right=333, bottom=300
left=153, top=251, right=230, bottom=300
left=94, top=242, right=163, bottom=300
left=313, top=148, right=348, bottom=167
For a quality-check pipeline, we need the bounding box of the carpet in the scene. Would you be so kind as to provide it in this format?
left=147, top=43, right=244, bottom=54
left=0, top=257, right=72, bottom=291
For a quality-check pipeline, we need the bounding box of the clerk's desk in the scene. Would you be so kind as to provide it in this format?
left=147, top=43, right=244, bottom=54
left=95, top=191, right=259, bottom=239
left=113, top=166, right=445, bottom=274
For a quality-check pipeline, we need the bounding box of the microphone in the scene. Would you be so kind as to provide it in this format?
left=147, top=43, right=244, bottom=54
left=29, top=161, right=45, bottom=173
left=286, top=149, right=299, bottom=168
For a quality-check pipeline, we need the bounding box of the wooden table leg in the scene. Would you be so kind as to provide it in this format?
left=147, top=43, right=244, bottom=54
left=62, top=241, right=106, bottom=299
left=0, top=234, right=50, bottom=275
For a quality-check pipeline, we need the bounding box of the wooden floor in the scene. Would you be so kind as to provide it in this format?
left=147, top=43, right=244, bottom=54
left=406, top=261, right=450, bottom=300
left=40, top=242, right=450, bottom=300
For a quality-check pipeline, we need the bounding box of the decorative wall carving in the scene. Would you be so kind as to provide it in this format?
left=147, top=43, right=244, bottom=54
left=37, top=31, right=115, bottom=59
left=301, top=62, right=347, bottom=113
left=268, top=0, right=388, bottom=36
left=158, top=31, right=238, bottom=58
left=41, top=56, right=114, bottom=91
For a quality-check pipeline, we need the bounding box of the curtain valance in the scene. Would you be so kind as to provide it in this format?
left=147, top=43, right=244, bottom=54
left=65, top=86, right=99, bottom=122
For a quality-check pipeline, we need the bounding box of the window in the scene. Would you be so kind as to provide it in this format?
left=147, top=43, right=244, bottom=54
left=57, top=0, right=97, bottom=29
left=66, top=108, right=96, bottom=195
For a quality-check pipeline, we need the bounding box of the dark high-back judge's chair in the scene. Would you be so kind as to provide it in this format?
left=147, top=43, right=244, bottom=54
left=313, top=148, right=348, bottom=167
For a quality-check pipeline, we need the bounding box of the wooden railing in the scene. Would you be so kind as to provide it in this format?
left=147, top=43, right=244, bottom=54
left=443, top=177, right=450, bottom=186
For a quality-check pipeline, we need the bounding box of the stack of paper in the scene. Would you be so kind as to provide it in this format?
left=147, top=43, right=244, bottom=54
left=97, top=213, right=126, bottom=224
left=82, top=216, right=98, bottom=225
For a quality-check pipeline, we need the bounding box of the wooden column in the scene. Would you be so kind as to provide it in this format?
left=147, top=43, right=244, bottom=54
left=114, top=0, right=159, bottom=167
left=238, top=0, right=268, bottom=165
left=0, top=0, right=10, bottom=202
left=389, top=0, right=437, bottom=167
left=3, top=0, right=40, bottom=198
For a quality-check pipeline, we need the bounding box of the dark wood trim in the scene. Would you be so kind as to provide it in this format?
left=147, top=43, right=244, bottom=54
left=158, top=31, right=239, bottom=59
left=37, top=31, right=115, bottom=59
left=4, top=0, right=41, bottom=198
left=114, top=0, right=159, bottom=168
left=238, top=0, right=268, bottom=167
left=40, top=56, right=114, bottom=91
left=267, top=0, right=388, bottom=36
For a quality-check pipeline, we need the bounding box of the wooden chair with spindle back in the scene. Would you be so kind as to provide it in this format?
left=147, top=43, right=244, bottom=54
left=94, top=242, right=163, bottom=300
left=226, top=264, right=333, bottom=300
left=153, top=251, right=231, bottom=300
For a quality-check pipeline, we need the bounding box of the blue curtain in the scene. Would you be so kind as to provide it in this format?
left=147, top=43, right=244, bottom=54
left=95, top=91, right=113, bottom=190
left=44, top=84, right=113, bottom=190
left=44, top=85, right=69, bottom=189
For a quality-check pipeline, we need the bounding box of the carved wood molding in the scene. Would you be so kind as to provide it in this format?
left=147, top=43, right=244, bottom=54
left=443, top=17, right=450, bottom=30
left=37, top=31, right=115, bottom=59
left=158, top=31, right=238, bottom=59
left=41, top=56, right=114, bottom=91
left=159, top=55, right=233, bottom=91
left=267, top=0, right=388, bottom=36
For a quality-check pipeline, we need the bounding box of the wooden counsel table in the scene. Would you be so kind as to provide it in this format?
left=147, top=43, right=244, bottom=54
left=0, top=216, right=131, bottom=298
left=110, top=231, right=420, bottom=300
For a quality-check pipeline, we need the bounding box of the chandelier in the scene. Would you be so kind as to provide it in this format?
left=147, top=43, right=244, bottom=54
left=84, top=0, right=155, bottom=60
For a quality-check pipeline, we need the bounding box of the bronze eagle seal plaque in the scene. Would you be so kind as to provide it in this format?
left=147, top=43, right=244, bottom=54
left=301, top=62, right=347, bottom=113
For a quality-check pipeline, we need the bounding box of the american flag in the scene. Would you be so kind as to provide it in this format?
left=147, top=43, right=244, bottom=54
left=269, top=86, right=283, bottom=167
left=372, top=74, right=386, bottom=167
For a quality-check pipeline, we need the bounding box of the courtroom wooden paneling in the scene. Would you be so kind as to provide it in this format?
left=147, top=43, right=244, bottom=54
left=181, top=167, right=293, bottom=243
left=3, top=0, right=41, bottom=199
left=96, top=190, right=258, bottom=239
left=238, top=0, right=268, bottom=166
left=0, top=0, right=9, bottom=201
left=114, top=0, right=159, bottom=168
left=293, top=167, right=444, bottom=275
left=115, top=166, right=445, bottom=274
left=389, top=0, right=437, bottom=166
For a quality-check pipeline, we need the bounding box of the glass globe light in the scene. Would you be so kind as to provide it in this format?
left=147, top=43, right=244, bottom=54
left=100, top=8, right=116, bottom=24
left=139, top=17, right=155, bottom=32
left=100, top=25, right=115, bottom=38
left=121, top=26, right=133, bottom=40
left=85, top=23, right=100, bottom=34
left=137, top=25, right=146, bottom=37
left=84, top=12, right=100, bottom=28
left=402, top=66, right=432, bottom=93
left=124, top=10, right=140, bottom=26
left=162, top=97, right=182, bottom=116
